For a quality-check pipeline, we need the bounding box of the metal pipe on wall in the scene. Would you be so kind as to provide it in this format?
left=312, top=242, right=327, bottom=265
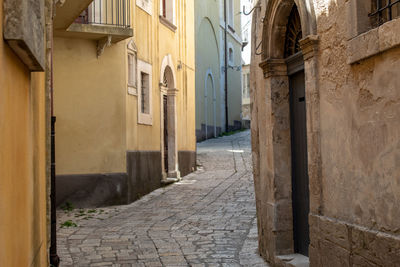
left=224, top=0, right=229, bottom=132
left=48, top=1, right=59, bottom=266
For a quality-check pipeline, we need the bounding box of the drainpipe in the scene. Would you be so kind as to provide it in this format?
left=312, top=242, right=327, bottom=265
left=224, top=0, right=229, bottom=132
left=48, top=0, right=60, bottom=266
left=50, top=117, right=59, bottom=266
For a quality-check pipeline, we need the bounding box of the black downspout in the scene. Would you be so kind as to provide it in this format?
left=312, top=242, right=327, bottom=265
left=50, top=6, right=60, bottom=265
left=50, top=116, right=59, bottom=267
left=224, top=0, right=229, bottom=132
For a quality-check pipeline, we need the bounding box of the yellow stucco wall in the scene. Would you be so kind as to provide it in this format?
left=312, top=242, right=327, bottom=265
left=54, top=0, right=195, bottom=176
left=54, top=38, right=127, bottom=175
left=127, top=0, right=196, bottom=152
left=0, top=2, right=48, bottom=266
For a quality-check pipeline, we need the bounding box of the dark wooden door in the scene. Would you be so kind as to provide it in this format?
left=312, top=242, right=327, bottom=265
left=163, top=95, right=168, bottom=173
left=289, top=70, right=310, bottom=256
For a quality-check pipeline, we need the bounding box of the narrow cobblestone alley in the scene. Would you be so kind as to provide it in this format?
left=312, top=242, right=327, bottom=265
left=57, top=130, right=268, bottom=267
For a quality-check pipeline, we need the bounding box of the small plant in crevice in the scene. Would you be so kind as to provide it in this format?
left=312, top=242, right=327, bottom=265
left=60, top=220, right=77, bottom=228
left=61, top=201, right=74, bottom=212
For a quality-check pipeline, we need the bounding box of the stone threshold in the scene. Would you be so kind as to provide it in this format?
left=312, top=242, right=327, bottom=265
left=161, top=177, right=180, bottom=185
left=276, top=254, right=309, bottom=267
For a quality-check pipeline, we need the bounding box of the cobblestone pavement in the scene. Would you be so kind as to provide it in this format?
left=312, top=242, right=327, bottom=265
left=57, top=130, right=269, bottom=267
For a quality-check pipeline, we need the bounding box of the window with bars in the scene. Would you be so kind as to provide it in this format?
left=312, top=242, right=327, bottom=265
left=346, top=0, right=400, bottom=63
left=369, top=0, right=400, bottom=27
left=140, top=72, right=150, bottom=114
left=137, top=60, right=152, bottom=125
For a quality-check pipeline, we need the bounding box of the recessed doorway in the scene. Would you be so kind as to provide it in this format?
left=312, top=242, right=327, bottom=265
left=285, top=5, right=310, bottom=256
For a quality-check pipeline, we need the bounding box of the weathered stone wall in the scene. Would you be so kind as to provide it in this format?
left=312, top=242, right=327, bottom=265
left=251, top=0, right=400, bottom=266
left=311, top=0, right=400, bottom=265
left=249, top=0, right=268, bottom=260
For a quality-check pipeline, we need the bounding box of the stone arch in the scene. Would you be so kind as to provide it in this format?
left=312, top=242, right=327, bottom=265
left=197, top=17, right=220, bottom=57
left=163, top=66, right=175, bottom=89
left=204, top=68, right=217, bottom=139
left=196, top=16, right=220, bottom=141
left=160, top=55, right=180, bottom=180
left=262, top=0, right=317, bottom=59
left=255, top=0, right=321, bottom=264
left=160, top=54, right=177, bottom=88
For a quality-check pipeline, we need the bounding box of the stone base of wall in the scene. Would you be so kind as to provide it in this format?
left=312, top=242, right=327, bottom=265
left=178, top=151, right=196, bottom=177
left=227, top=120, right=242, bottom=132
left=56, top=173, right=128, bottom=208
left=309, top=214, right=400, bottom=267
left=57, top=150, right=196, bottom=208
left=196, top=121, right=243, bottom=141
left=126, top=151, right=163, bottom=202
left=196, top=124, right=222, bottom=141
left=242, top=119, right=251, bottom=129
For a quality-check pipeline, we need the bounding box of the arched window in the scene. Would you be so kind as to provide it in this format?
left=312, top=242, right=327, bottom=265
left=284, top=5, right=302, bottom=58
left=163, top=66, right=175, bottom=89
left=228, top=47, right=234, bottom=65
left=127, top=40, right=138, bottom=95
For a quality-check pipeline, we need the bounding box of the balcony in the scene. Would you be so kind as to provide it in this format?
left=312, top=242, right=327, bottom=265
left=55, top=0, right=133, bottom=43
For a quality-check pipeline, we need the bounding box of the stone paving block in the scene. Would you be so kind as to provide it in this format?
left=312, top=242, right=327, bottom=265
left=57, top=131, right=269, bottom=266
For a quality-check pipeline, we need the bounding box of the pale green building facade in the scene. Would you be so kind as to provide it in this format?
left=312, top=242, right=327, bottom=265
left=195, top=0, right=243, bottom=141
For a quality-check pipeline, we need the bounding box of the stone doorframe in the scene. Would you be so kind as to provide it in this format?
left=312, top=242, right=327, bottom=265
left=160, top=55, right=180, bottom=180
left=256, top=0, right=321, bottom=264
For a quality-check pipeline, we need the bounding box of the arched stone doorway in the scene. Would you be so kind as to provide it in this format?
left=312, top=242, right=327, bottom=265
left=204, top=69, right=217, bottom=139
left=283, top=5, right=310, bottom=256
left=255, top=0, right=320, bottom=264
left=160, top=55, right=180, bottom=180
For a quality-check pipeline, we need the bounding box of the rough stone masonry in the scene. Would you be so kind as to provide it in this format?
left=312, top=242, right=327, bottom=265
left=250, top=0, right=400, bottom=266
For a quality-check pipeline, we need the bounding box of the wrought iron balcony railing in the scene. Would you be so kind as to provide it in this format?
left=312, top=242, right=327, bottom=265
left=75, top=0, right=131, bottom=28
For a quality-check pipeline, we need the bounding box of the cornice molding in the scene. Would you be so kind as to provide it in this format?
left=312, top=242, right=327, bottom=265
left=299, top=35, right=319, bottom=61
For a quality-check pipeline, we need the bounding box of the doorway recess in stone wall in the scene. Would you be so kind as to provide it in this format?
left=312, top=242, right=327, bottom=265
left=285, top=5, right=310, bottom=256
left=160, top=55, right=180, bottom=180
left=257, top=0, right=320, bottom=263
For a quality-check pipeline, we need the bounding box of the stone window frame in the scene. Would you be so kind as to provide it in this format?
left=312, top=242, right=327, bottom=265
left=159, top=0, right=176, bottom=30
left=137, top=60, right=153, bottom=125
left=346, top=0, right=400, bottom=64
left=242, top=71, right=250, bottom=98
left=127, top=40, right=138, bottom=95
